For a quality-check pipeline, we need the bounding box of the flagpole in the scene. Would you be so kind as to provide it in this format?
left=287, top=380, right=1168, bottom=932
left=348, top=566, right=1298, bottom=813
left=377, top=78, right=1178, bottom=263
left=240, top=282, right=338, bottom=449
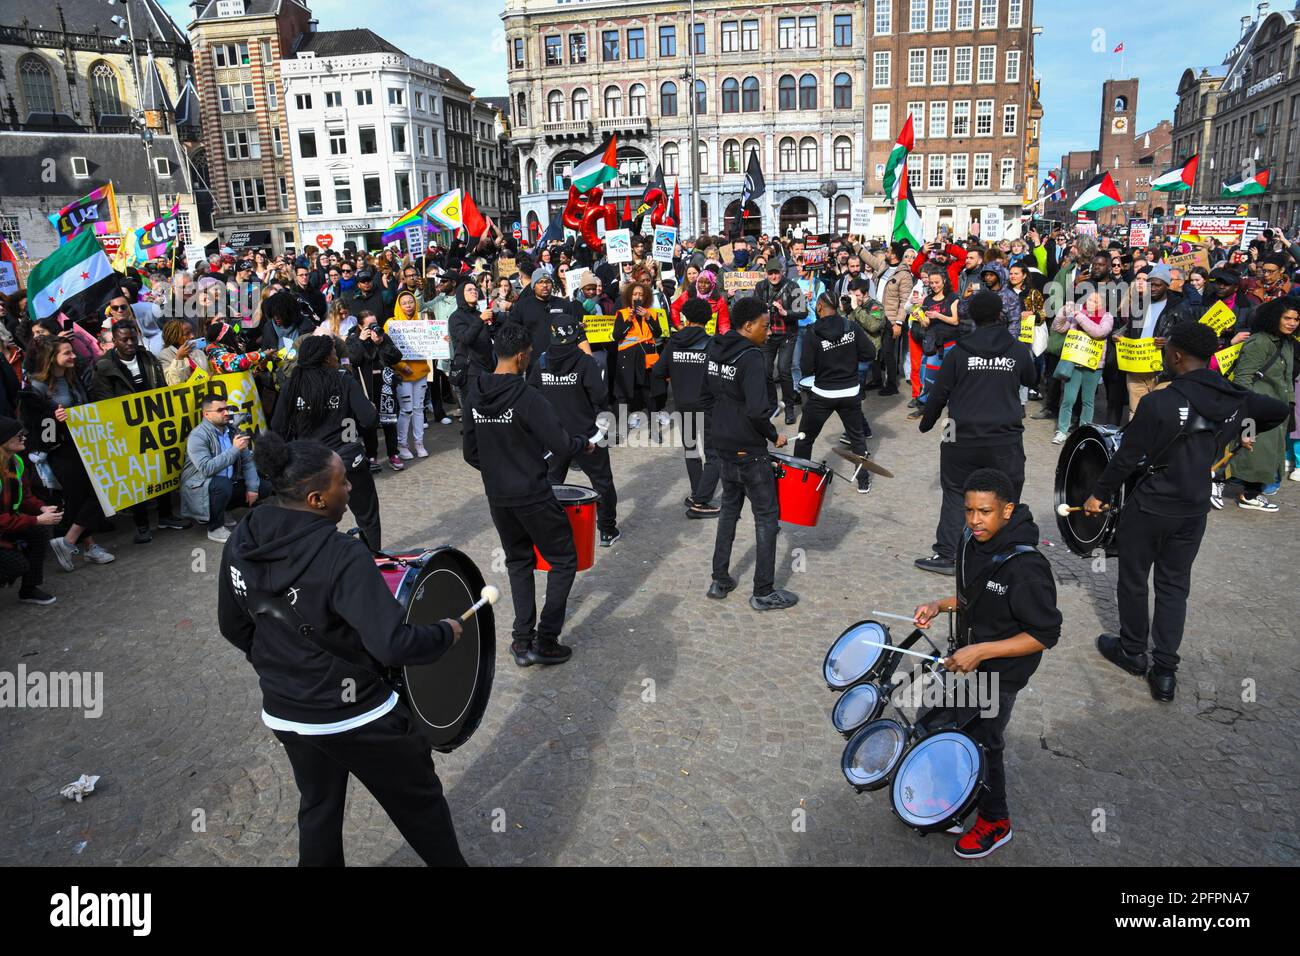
left=688, top=0, right=701, bottom=237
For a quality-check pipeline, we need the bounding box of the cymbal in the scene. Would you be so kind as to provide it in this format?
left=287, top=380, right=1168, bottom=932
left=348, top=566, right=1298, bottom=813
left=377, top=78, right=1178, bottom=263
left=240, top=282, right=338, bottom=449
left=834, top=446, right=895, bottom=478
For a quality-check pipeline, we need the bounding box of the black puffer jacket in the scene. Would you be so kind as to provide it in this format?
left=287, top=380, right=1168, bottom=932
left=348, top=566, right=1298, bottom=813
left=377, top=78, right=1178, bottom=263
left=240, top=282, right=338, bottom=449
left=449, top=284, right=495, bottom=386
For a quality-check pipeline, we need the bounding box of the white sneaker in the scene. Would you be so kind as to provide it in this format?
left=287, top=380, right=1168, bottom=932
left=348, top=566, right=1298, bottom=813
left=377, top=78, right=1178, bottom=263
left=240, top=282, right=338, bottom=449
left=628, top=413, right=644, bottom=429
left=397, top=446, right=415, bottom=460
left=1238, top=495, right=1279, bottom=512
left=207, top=527, right=232, bottom=543
left=414, top=442, right=429, bottom=458
left=82, top=544, right=116, bottom=565
left=440, top=417, right=453, bottom=425
left=1290, top=468, right=1300, bottom=482
left=1051, top=431, right=1068, bottom=445
left=49, top=536, right=78, bottom=573
left=1210, top=481, right=1224, bottom=510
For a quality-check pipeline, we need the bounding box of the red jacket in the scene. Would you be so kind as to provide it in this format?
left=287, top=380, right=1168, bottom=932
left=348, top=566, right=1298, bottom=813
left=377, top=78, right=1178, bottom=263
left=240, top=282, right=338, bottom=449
left=0, top=457, right=46, bottom=546
left=670, top=291, right=730, bottom=333
left=911, top=243, right=968, bottom=295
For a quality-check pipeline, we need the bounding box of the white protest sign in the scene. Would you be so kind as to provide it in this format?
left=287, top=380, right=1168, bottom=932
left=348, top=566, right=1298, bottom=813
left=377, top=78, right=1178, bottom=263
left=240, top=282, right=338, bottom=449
left=850, top=203, right=873, bottom=234
left=183, top=243, right=204, bottom=267
left=1240, top=218, right=1269, bottom=248
left=405, top=225, right=426, bottom=256
left=0, top=262, right=17, bottom=296
left=605, top=228, right=633, bottom=263
left=980, top=208, right=1005, bottom=241
left=652, top=224, right=677, bottom=263
left=384, top=318, right=449, bottom=360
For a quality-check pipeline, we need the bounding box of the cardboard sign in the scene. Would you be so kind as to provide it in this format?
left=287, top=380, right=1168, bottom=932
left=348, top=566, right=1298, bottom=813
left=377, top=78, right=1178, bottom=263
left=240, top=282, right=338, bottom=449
left=564, top=267, right=592, bottom=295
left=717, top=242, right=735, bottom=265
left=652, top=224, right=678, bottom=263
left=723, top=271, right=764, bottom=294
left=980, top=208, right=1005, bottom=241
left=384, top=318, right=450, bottom=360
left=1166, top=250, right=1211, bottom=275
left=583, top=314, right=616, bottom=344
left=1018, top=313, right=1035, bottom=344
left=1061, top=329, right=1104, bottom=370
left=850, top=202, right=873, bottom=234
left=606, top=229, right=632, bottom=263
left=1199, top=301, right=1237, bottom=336
left=1127, top=219, right=1151, bottom=248
left=1114, top=337, right=1164, bottom=373
left=1213, top=342, right=1244, bottom=377
left=495, top=256, right=518, bottom=280
left=0, top=262, right=17, bottom=296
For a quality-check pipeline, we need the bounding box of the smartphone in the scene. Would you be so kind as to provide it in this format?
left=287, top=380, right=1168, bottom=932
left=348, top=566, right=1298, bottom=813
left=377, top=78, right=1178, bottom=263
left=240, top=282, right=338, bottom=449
left=188, top=338, right=206, bottom=349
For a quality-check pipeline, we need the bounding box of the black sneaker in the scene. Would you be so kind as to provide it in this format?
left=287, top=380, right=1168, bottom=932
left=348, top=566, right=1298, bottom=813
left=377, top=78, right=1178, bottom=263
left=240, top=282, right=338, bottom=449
left=511, top=639, right=535, bottom=667
left=528, top=638, right=572, bottom=665
left=1030, top=407, right=1057, bottom=420
left=599, top=529, right=621, bottom=548
left=838, top=435, right=853, bottom=446
left=706, top=576, right=738, bottom=600
left=857, top=474, right=872, bottom=495
left=687, top=502, right=721, bottom=519
left=133, top=528, right=153, bottom=544
left=914, top=554, right=955, bottom=575
left=19, top=587, right=56, bottom=606
left=878, top=386, right=899, bottom=396
left=1147, top=667, right=1176, bottom=702
left=1096, top=633, right=1148, bottom=676
left=158, top=517, right=193, bottom=531
left=750, top=589, right=799, bottom=611
left=784, top=408, right=797, bottom=425
left=907, top=397, right=920, bottom=408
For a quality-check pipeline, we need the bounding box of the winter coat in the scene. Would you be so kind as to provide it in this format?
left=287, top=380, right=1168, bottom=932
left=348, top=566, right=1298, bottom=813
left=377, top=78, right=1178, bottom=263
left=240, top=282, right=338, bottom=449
left=89, top=348, right=166, bottom=400
left=179, top=418, right=260, bottom=523
left=959, top=262, right=1021, bottom=335
left=861, top=251, right=916, bottom=328
left=1230, top=330, right=1296, bottom=484
left=160, top=343, right=211, bottom=385
left=1052, top=307, right=1115, bottom=365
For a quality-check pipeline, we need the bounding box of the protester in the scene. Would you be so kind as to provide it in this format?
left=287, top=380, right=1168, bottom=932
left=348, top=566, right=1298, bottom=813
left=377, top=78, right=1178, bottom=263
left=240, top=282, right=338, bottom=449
left=1227, top=298, right=1297, bottom=511
left=181, top=393, right=261, bottom=542
left=1051, top=293, right=1114, bottom=444
left=344, top=313, right=404, bottom=472
left=0, top=415, right=63, bottom=604
left=612, top=281, right=659, bottom=432
left=385, top=290, right=431, bottom=459
left=653, top=298, right=720, bottom=517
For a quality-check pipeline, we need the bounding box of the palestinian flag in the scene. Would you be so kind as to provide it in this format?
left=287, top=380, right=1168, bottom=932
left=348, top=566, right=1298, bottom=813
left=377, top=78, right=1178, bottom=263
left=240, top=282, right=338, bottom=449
left=26, top=228, right=119, bottom=322
left=1070, top=171, right=1122, bottom=213
left=892, top=163, right=923, bottom=250
left=1222, top=169, right=1269, bottom=197
left=571, top=134, right=619, bottom=193
left=1152, top=154, right=1198, bottom=192
left=882, top=114, right=915, bottom=202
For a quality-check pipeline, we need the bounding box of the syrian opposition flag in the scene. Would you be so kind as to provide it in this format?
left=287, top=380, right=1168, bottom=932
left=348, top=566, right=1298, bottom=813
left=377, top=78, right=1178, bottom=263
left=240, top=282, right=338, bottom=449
left=571, top=134, right=619, bottom=193
left=892, top=163, right=924, bottom=250
left=882, top=114, right=915, bottom=202
left=1070, top=171, right=1122, bottom=213
left=1152, top=154, right=1198, bottom=192
left=26, top=228, right=120, bottom=322
left=1222, top=169, right=1269, bottom=197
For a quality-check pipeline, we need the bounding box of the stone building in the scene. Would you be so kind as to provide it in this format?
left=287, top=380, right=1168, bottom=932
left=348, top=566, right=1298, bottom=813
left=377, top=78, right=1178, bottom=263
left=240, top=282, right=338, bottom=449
left=478, top=95, right=522, bottom=230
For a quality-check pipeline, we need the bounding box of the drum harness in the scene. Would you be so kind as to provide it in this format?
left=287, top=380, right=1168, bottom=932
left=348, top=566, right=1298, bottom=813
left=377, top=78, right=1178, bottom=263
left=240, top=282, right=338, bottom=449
left=1104, top=379, right=1222, bottom=509
left=954, top=530, right=1040, bottom=656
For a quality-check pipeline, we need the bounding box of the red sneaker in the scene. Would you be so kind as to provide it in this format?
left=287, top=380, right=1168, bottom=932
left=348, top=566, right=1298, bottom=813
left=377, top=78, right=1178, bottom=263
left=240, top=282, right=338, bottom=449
left=954, top=815, right=1013, bottom=859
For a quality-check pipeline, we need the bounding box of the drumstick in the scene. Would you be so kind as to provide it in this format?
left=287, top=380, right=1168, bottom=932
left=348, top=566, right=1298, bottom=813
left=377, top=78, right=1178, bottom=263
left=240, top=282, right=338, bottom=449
left=849, top=638, right=946, bottom=665
left=458, top=585, right=501, bottom=622
left=1211, top=444, right=1240, bottom=474
left=871, top=609, right=923, bottom=625
left=1056, top=503, right=1109, bottom=516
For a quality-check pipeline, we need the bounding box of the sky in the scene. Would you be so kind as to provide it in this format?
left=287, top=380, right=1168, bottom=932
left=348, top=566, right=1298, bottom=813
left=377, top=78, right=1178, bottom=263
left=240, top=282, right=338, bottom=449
left=162, top=0, right=1273, bottom=178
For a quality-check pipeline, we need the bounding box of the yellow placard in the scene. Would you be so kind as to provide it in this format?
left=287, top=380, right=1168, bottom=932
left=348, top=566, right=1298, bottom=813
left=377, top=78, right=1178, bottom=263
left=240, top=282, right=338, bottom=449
left=1061, top=329, right=1104, bottom=370
left=67, top=371, right=267, bottom=516
left=583, top=314, right=616, bottom=344
left=1114, top=337, right=1164, bottom=374
left=1018, top=314, right=1035, bottom=344
left=1214, top=342, right=1244, bottom=378
left=1199, top=301, right=1237, bottom=336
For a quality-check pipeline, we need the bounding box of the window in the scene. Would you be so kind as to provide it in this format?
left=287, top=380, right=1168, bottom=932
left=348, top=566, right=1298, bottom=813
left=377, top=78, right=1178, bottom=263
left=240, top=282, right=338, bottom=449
left=909, top=163, right=923, bottom=191
left=799, top=16, right=817, bottom=47
left=391, top=123, right=407, bottom=152
left=356, top=88, right=372, bottom=106
left=799, top=136, right=819, bottom=172
left=604, top=85, right=622, bottom=117
left=87, top=62, right=124, bottom=116
left=742, top=77, right=760, bottom=112
left=722, top=78, right=740, bottom=113
left=416, top=126, right=426, bottom=155
left=512, top=38, right=525, bottom=69
left=977, top=46, right=996, bottom=83
left=874, top=52, right=892, bottom=87
left=980, top=0, right=998, bottom=29
left=779, top=17, right=797, bottom=49
left=743, top=19, right=760, bottom=51
left=333, top=175, right=352, bottom=214
left=545, top=35, right=562, bottom=66
left=929, top=154, right=946, bottom=189
left=321, top=90, right=339, bottom=108
left=834, top=14, right=853, bottom=47
left=721, top=21, right=739, bottom=53
left=1005, top=50, right=1021, bottom=83
left=693, top=22, right=706, bottom=54
left=934, top=0, right=951, bottom=30
left=359, top=126, right=377, bottom=154
left=975, top=99, right=993, bottom=135
left=328, top=128, right=346, bottom=155
left=798, top=74, right=818, bottom=110
left=834, top=136, right=853, bottom=171
left=973, top=153, right=991, bottom=188
left=629, top=27, right=645, bottom=59
left=875, top=0, right=892, bottom=34
left=779, top=136, right=797, bottom=171
left=908, top=102, right=926, bottom=138
left=603, top=30, right=619, bottom=61
left=223, top=128, right=261, bottom=160
left=659, top=25, right=676, bottom=56
left=231, top=178, right=267, bottom=214
left=630, top=83, right=646, bottom=116
left=1008, top=0, right=1023, bottom=28
left=955, top=48, right=973, bottom=84
left=266, top=81, right=278, bottom=109
left=724, top=139, right=741, bottom=173
left=697, top=141, right=709, bottom=175
left=548, top=90, right=564, bottom=122
left=387, top=88, right=403, bottom=106
left=873, top=103, right=891, bottom=139
left=1001, top=157, right=1016, bottom=189
left=213, top=42, right=249, bottom=68
left=930, top=100, right=948, bottom=136
left=932, top=48, right=950, bottom=83
left=911, top=0, right=928, bottom=31
left=694, top=80, right=707, bottom=115
left=779, top=75, right=796, bottom=110
left=295, top=93, right=312, bottom=111
left=1002, top=104, right=1018, bottom=135
left=260, top=39, right=272, bottom=64
left=744, top=138, right=761, bottom=165
left=953, top=100, right=971, bottom=136
left=364, top=174, right=383, bottom=213
left=239, top=84, right=255, bottom=110
left=298, top=130, right=317, bottom=158
left=660, top=82, right=678, bottom=116
left=272, top=127, right=283, bottom=157
left=957, top=0, right=974, bottom=30
left=909, top=49, right=927, bottom=85
left=516, top=92, right=528, bottom=126
left=572, top=88, right=588, bottom=120
left=834, top=73, right=853, bottom=109
left=663, top=142, right=680, bottom=176
left=395, top=171, right=411, bottom=210
left=951, top=153, right=968, bottom=188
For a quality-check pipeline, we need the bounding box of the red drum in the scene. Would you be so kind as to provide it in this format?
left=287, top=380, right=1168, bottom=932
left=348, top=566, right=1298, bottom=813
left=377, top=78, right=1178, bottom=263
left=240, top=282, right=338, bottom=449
left=770, top=452, right=833, bottom=527
left=534, top=484, right=600, bottom=572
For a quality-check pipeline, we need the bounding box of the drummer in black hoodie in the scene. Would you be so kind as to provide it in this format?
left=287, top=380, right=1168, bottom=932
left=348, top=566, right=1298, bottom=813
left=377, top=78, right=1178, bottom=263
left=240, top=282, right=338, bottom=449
left=530, top=319, right=620, bottom=546
left=916, top=290, right=1038, bottom=576
left=653, top=298, right=721, bottom=517
left=914, top=467, right=1062, bottom=859
left=1085, top=321, right=1289, bottom=703
left=218, top=432, right=466, bottom=867
left=464, top=321, right=590, bottom=666
left=793, top=292, right=875, bottom=494
left=706, top=297, right=798, bottom=611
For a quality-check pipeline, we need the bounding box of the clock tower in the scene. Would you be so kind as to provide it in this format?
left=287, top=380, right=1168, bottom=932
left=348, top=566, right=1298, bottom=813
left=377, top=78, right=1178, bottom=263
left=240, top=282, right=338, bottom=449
left=1100, top=78, right=1140, bottom=168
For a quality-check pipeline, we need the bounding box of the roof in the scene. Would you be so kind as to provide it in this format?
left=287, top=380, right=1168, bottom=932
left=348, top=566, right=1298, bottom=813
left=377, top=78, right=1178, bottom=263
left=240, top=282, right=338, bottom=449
left=174, top=79, right=202, bottom=130
left=1, top=0, right=187, bottom=45
left=193, top=0, right=299, bottom=22
left=478, top=96, right=510, bottom=112
left=295, top=29, right=406, bottom=58
left=139, top=54, right=172, bottom=113
left=0, top=132, right=186, bottom=197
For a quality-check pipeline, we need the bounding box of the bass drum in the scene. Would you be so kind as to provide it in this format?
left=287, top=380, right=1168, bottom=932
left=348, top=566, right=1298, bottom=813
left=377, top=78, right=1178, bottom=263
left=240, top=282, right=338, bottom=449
left=1054, top=424, right=1126, bottom=557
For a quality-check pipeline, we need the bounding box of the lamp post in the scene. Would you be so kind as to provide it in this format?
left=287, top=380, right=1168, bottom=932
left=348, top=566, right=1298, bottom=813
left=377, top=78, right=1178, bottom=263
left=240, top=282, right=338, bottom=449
left=109, top=0, right=162, bottom=218
left=687, top=0, right=700, bottom=236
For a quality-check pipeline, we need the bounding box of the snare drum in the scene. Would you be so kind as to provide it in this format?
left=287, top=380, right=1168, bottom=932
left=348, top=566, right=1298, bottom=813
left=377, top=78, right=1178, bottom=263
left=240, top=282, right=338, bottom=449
left=1054, top=424, right=1128, bottom=557
left=770, top=452, right=833, bottom=527
left=831, top=682, right=887, bottom=736
left=823, top=620, right=894, bottom=689
left=888, top=729, right=986, bottom=834
left=534, top=483, right=600, bottom=572
left=841, top=718, right=909, bottom=792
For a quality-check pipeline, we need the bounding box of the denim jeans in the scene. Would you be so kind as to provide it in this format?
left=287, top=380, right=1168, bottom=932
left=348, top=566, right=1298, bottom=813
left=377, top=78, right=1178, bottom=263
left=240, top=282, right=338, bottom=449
left=711, top=452, right=780, bottom=596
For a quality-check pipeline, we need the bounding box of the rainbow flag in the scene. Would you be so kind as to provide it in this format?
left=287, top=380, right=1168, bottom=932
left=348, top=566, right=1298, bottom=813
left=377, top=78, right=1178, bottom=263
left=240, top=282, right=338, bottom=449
left=134, top=204, right=181, bottom=262
left=381, top=195, right=437, bottom=246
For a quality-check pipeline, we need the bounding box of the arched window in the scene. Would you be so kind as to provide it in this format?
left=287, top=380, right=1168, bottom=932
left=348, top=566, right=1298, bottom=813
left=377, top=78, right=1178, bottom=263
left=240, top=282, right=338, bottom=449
left=629, top=83, right=646, bottom=117
left=834, top=136, right=852, bottom=171
left=525, top=158, right=539, bottom=193
left=694, top=80, right=707, bottom=115
left=723, top=138, right=741, bottom=173
left=571, top=88, right=589, bottom=120
left=697, top=139, right=709, bottom=175
left=833, top=73, right=852, bottom=110
left=743, top=138, right=761, bottom=166
left=547, top=90, right=564, bottom=122
left=19, top=56, right=57, bottom=116
left=663, top=142, right=680, bottom=176
left=660, top=81, right=678, bottom=116
left=799, top=136, right=819, bottom=172
left=516, top=92, right=528, bottom=125
left=799, top=74, right=818, bottom=110
left=779, top=136, right=797, bottom=172
left=722, top=78, right=740, bottom=113
left=778, top=75, right=796, bottom=111
left=834, top=196, right=852, bottom=234
left=742, top=76, right=760, bottom=112
left=89, top=61, right=124, bottom=115
left=604, top=85, right=622, bottom=118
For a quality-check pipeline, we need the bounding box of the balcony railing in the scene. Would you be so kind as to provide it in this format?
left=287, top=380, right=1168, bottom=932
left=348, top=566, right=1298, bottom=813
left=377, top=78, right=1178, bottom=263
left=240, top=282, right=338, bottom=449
left=596, top=116, right=649, bottom=135
left=542, top=119, right=592, bottom=138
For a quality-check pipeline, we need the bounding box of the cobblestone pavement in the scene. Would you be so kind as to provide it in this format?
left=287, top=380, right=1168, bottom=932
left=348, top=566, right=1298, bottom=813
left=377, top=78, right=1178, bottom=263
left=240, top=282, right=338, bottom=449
left=3, top=391, right=1297, bottom=867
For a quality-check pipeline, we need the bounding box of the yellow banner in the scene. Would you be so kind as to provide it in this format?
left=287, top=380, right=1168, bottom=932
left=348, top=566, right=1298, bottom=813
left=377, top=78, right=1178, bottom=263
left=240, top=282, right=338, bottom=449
left=1114, top=337, right=1163, bottom=373
left=67, top=371, right=267, bottom=516
left=1061, top=329, right=1104, bottom=370
left=1199, top=301, right=1237, bottom=336
left=1018, top=314, right=1035, bottom=344
left=583, top=314, right=615, bottom=344
left=1214, top=342, right=1244, bottom=378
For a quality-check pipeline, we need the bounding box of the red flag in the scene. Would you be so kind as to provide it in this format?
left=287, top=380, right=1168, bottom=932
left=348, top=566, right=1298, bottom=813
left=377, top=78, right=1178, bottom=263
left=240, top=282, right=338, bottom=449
left=1113, top=42, right=1124, bottom=53
left=462, top=192, right=489, bottom=238
left=622, top=196, right=632, bottom=224
left=670, top=179, right=680, bottom=227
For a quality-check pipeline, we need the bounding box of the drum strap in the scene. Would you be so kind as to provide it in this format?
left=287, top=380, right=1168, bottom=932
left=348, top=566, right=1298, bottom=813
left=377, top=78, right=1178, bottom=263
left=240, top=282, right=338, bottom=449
left=1121, top=380, right=1221, bottom=499
left=242, top=586, right=394, bottom=685
left=955, top=532, right=1040, bottom=648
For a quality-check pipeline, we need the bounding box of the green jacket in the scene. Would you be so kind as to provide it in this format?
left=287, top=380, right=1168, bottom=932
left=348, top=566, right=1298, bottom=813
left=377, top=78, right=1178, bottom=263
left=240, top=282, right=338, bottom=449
left=1230, top=331, right=1295, bottom=484
left=848, top=298, right=888, bottom=353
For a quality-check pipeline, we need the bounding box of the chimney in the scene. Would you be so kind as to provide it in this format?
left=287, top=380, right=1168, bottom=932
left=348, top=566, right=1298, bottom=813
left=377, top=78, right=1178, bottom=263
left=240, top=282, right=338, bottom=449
left=1241, top=15, right=1252, bottom=34
left=308, top=18, right=318, bottom=32
left=1256, top=2, right=1269, bottom=19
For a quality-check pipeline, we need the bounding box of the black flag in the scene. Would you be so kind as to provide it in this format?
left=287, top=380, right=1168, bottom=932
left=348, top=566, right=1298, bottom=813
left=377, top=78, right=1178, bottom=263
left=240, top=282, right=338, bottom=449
left=634, top=163, right=667, bottom=226
left=735, top=152, right=766, bottom=236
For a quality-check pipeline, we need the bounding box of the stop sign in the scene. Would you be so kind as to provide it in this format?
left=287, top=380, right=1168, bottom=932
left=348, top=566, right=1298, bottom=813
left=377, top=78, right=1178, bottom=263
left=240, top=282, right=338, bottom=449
left=316, top=234, right=334, bottom=249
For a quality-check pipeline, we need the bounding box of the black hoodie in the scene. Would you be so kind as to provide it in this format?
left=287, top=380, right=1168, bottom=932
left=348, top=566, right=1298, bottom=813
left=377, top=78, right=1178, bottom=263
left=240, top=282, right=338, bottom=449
left=955, top=504, right=1061, bottom=692
left=448, top=284, right=495, bottom=384
left=803, top=312, right=875, bottom=398
left=707, top=330, right=778, bottom=456
left=1093, top=367, right=1289, bottom=517
left=918, top=323, right=1037, bottom=443
left=652, top=324, right=714, bottom=412
left=507, top=287, right=582, bottom=360
left=527, top=338, right=607, bottom=436
left=217, top=506, right=455, bottom=724
left=463, top=372, right=585, bottom=506
left=271, top=367, right=377, bottom=463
